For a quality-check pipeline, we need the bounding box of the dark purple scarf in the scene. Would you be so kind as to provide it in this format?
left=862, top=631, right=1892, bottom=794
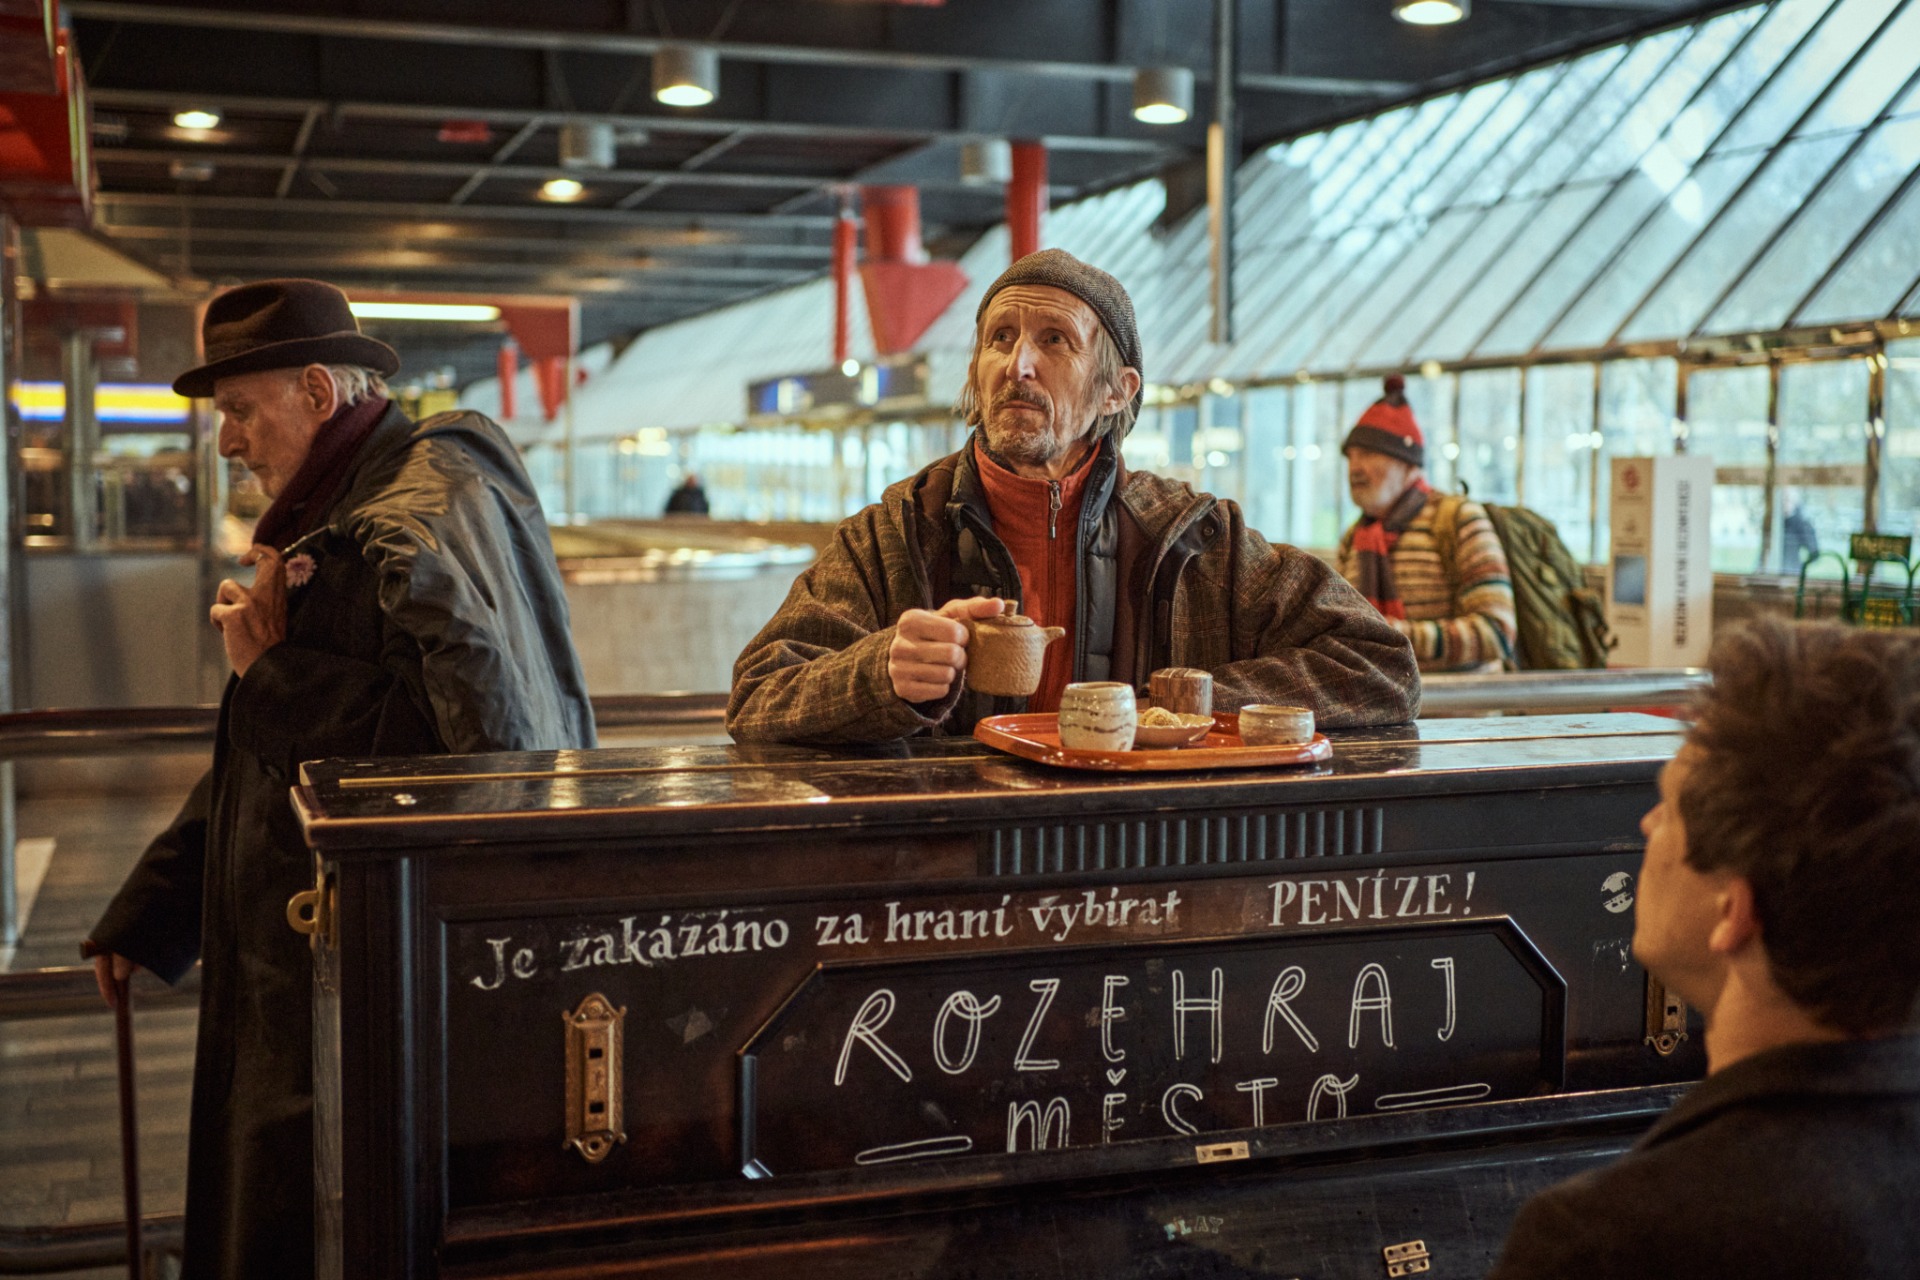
left=252, top=395, right=389, bottom=551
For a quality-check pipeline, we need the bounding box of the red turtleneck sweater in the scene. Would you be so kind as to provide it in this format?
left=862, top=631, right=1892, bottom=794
left=974, top=440, right=1095, bottom=713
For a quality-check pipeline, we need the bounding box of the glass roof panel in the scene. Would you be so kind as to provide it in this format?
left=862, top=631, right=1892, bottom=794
left=1472, top=171, right=1683, bottom=358
left=1354, top=197, right=1539, bottom=370
left=1509, top=28, right=1690, bottom=198
left=1794, top=0, right=1920, bottom=135
left=1343, top=93, right=1471, bottom=226
left=1413, top=184, right=1610, bottom=364
left=1612, top=131, right=1855, bottom=343
left=1410, top=71, right=1554, bottom=218
left=1539, top=149, right=1769, bottom=350
left=1571, top=9, right=1760, bottom=183
left=1307, top=207, right=1483, bottom=372
left=1462, top=48, right=1622, bottom=204
left=1706, top=114, right=1920, bottom=334
left=1712, top=0, right=1903, bottom=154
left=1795, top=170, right=1920, bottom=323
left=1655, top=0, right=1835, bottom=170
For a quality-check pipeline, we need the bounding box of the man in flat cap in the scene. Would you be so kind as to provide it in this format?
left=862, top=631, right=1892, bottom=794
left=728, top=249, right=1417, bottom=743
left=84, top=280, right=595, bottom=1277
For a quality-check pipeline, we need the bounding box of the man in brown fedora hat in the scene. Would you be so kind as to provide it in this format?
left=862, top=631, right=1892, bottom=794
left=83, top=279, right=595, bottom=1277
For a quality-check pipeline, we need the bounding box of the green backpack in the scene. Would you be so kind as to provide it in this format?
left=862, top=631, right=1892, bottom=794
left=1440, top=496, right=1614, bottom=670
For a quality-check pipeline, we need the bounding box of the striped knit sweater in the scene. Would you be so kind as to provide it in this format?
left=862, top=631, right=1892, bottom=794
left=1337, top=492, right=1517, bottom=673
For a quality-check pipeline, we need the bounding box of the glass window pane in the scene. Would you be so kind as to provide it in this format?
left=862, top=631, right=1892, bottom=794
left=1414, top=186, right=1609, bottom=364
left=1242, top=386, right=1291, bottom=543
left=1509, top=27, right=1691, bottom=198
left=1300, top=380, right=1349, bottom=548
left=1360, top=198, right=1530, bottom=368
left=1572, top=11, right=1758, bottom=183
left=1462, top=49, right=1623, bottom=204
left=1794, top=0, right=1920, bottom=135
left=1239, top=225, right=1377, bottom=375
left=1712, top=0, right=1903, bottom=155
left=1405, top=372, right=1458, bottom=493
left=1615, top=132, right=1856, bottom=344
left=1778, top=359, right=1869, bottom=577
left=1523, top=364, right=1598, bottom=560
left=1795, top=161, right=1920, bottom=325
left=1456, top=368, right=1522, bottom=505
left=1708, top=115, right=1920, bottom=335
left=1268, top=221, right=1428, bottom=371
left=1596, top=358, right=1680, bottom=559
left=1881, top=337, right=1920, bottom=544
left=1683, top=364, right=1770, bottom=574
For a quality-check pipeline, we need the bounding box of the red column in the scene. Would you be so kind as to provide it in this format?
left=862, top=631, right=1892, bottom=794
left=860, top=185, right=927, bottom=264
left=1008, top=141, right=1048, bottom=262
left=832, top=213, right=858, bottom=366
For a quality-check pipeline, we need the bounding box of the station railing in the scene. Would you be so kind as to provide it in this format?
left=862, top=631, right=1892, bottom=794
left=0, top=671, right=1702, bottom=1272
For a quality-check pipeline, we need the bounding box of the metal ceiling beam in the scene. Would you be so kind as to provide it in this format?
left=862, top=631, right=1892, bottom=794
left=98, top=148, right=1077, bottom=197
left=174, top=253, right=772, bottom=290
left=94, top=191, right=840, bottom=230
left=66, top=1, right=1415, bottom=97
left=88, top=88, right=1171, bottom=155
left=97, top=224, right=834, bottom=259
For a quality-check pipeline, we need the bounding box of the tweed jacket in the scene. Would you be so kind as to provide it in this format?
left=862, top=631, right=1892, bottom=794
left=1489, top=1033, right=1920, bottom=1280
left=727, top=436, right=1420, bottom=744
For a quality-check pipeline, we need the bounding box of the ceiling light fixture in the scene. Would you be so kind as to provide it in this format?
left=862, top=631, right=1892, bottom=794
left=654, top=46, right=718, bottom=108
left=1132, top=67, right=1193, bottom=126
left=559, top=120, right=616, bottom=169
left=540, top=176, right=586, bottom=202
left=1392, top=0, right=1468, bottom=25
left=959, top=138, right=1013, bottom=186
left=348, top=302, right=502, bottom=323
left=172, top=107, right=222, bottom=131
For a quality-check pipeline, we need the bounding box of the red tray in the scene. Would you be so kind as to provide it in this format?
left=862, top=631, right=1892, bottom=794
left=974, top=712, right=1331, bottom=772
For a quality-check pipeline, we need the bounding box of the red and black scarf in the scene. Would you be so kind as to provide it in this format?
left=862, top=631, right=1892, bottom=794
left=252, top=395, right=389, bottom=551
left=1349, top=478, right=1431, bottom=620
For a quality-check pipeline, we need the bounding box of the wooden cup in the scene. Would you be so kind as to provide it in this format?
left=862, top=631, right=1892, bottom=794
left=1149, top=667, right=1213, bottom=716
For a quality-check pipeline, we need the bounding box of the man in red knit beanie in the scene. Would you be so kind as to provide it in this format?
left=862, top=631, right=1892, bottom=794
left=728, top=249, right=1418, bottom=743
left=1336, top=375, right=1517, bottom=673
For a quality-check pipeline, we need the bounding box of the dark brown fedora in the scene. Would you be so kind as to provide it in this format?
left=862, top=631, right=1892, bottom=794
left=173, top=278, right=401, bottom=397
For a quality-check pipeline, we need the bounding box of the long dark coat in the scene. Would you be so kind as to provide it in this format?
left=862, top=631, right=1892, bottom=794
left=91, top=402, right=595, bottom=1278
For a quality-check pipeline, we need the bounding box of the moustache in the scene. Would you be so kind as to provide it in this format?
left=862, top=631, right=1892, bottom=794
left=992, top=386, right=1047, bottom=412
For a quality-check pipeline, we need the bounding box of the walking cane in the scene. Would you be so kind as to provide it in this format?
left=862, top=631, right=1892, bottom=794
left=112, top=972, right=143, bottom=1280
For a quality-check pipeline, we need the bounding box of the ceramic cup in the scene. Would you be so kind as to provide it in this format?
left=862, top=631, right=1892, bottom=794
left=1057, top=681, right=1138, bottom=752
left=1238, top=703, right=1315, bottom=746
left=1149, top=667, right=1213, bottom=716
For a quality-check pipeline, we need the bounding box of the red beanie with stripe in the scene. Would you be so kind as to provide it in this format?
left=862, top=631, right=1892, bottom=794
left=1341, top=375, right=1424, bottom=467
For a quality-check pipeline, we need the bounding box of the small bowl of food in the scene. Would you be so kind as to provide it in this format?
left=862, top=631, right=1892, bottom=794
left=1132, top=705, right=1217, bottom=749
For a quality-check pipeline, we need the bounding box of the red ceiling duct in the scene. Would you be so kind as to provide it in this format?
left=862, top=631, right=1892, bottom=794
left=496, top=340, right=518, bottom=420
left=858, top=185, right=966, bottom=357
left=437, top=119, right=493, bottom=145
left=0, top=22, right=91, bottom=227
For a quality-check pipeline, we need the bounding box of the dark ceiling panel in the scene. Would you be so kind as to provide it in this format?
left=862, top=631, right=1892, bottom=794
left=66, top=0, right=1734, bottom=382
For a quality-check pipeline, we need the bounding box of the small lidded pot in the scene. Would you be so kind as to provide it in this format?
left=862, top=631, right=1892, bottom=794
left=1237, top=703, right=1315, bottom=746
left=1057, top=681, right=1138, bottom=752
left=967, top=611, right=1066, bottom=697
left=1149, top=667, right=1213, bottom=716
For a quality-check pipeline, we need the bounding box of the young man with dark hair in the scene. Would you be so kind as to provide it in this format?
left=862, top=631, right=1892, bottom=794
left=1490, top=618, right=1920, bottom=1280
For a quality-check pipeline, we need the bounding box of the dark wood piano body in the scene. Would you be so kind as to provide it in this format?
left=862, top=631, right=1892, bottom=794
left=293, top=713, right=1698, bottom=1279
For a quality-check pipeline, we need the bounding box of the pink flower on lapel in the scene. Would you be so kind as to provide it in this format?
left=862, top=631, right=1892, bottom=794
left=284, top=553, right=317, bottom=588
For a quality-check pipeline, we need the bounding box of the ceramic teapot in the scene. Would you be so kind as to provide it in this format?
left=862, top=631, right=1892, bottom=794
left=966, top=611, right=1066, bottom=697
